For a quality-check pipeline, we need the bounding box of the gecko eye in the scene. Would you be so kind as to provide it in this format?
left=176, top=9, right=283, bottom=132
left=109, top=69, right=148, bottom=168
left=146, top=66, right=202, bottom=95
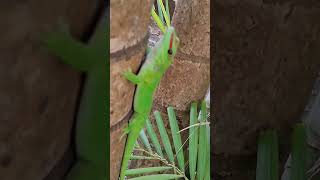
left=168, top=49, right=173, bottom=55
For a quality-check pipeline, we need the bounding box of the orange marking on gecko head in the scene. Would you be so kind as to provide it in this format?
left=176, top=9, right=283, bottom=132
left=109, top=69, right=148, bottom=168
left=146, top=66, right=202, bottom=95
left=169, top=33, right=174, bottom=49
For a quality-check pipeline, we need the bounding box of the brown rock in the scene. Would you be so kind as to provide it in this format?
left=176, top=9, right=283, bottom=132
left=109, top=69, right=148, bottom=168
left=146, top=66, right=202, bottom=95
left=154, top=0, right=210, bottom=114
left=155, top=58, right=210, bottom=111
left=172, top=0, right=210, bottom=58
left=110, top=0, right=153, bottom=179
left=213, top=1, right=320, bottom=179
left=213, top=0, right=320, bottom=156
left=110, top=126, right=126, bottom=180
left=110, top=51, right=144, bottom=127
left=110, top=0, right=152, bottom=52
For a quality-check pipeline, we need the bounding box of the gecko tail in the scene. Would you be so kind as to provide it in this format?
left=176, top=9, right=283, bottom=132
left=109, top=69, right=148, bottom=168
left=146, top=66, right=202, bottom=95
left=119, top=113, right=147, bottom=180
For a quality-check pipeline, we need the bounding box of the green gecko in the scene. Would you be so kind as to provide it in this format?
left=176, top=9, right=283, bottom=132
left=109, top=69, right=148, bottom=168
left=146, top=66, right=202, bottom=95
left=42, top=17, right=107, bottom=180
left=119, top=26, right=180, bottom=180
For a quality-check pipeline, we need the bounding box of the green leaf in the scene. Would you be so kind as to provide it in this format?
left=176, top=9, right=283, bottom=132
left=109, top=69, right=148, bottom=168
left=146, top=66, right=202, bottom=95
left=154, top=111, right=175, bottom=165
left=256, top=129, right=279, bottom=180
left=151, top=6, right=166, bottom=33
left=139, top=129, right=152, bottom=153
left=197, top=101, right=209, bottom=180
left=205, top=124, right=210, bottom=180
left=158, top=0, right=170, bottom=27
left=165, top=0, right=170, bottom=23
left=205, top=159, right=210, bottom=180
left=125, top=166, right=172, bottom=176
left=189, top=102, right=198, bottom=180
left=127, top=174, right=183, bottom=180
left=145, top=118, right=164, bottom=157
left=291, top=123, right=307, bottom=180
left=167, top=106, right=185, bottom=172
left=157, top=0, right=165, bottom=24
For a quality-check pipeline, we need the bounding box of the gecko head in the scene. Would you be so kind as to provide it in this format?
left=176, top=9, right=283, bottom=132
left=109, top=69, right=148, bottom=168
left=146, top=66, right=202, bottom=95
left=162, top=26, right=179, bottom=66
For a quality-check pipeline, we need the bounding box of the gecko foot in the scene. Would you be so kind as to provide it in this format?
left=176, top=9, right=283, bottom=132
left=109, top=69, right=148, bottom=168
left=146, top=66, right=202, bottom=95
left=119, top=126, right=131, bottom=142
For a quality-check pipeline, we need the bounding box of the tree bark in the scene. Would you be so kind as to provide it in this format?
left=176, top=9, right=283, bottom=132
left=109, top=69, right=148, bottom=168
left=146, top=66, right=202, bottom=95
left=213, top=1, right=320, bottom=179
left=0, top=0, right=99, bottom=180
left=110, top=0, right=153, bottom=179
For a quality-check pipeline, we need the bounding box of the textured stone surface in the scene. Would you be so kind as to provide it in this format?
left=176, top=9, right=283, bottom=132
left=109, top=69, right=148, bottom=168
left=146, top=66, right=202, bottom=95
left=213, top=0, right=320, bottom=156
left=110, top=126, right=126, bottom=180
left=110, top=0, right=153, bottom=179
left=110, top=51, right=144, bottom=127
left=43, top=146, right=74, bottom=180
left=213, top=1, right=320, bottom=179
left=153, top=0, right=210, bottom=113
left=110, top=0, right=152, bottom=52
left=154, top=59, right=210, bottom=111
left=172, top=0, right=210, bottom=58
left=0, top=0, right=98, bottom=179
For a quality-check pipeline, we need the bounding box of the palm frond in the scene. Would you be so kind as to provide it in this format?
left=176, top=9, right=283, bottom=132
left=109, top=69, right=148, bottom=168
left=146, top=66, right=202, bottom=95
left=256, top=130, right=279, bottom=180
left=126, top=166, right=172, bottom=176
left=291, top=124, right=307, bottom=180
left=154, top=111, right=175, bottom=165
left=197, top=101, right=209, bottom=180
left=124, top=101, right=210, bottom=180
left=151, top=6, right=166, bottom=33
left=158, top=0, right=170, bottom=27
left=139, top=129, right=152, bottom=153
left=189, top=102, right=198, bottom=180
left=156, top=0, right=165, bottom=24
left=151, top=0, right=171, bottom=34
left=256, top=124, right=310, bottom=180
left=168, top=107, right=185, bottom=172
left=145, top=118, right=164, bottom=158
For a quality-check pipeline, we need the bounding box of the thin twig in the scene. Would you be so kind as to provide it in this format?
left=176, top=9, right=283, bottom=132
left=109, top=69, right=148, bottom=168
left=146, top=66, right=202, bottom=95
left=177, top=122, right=210, bottom=133
left=133, top=147, right=189, bottom=180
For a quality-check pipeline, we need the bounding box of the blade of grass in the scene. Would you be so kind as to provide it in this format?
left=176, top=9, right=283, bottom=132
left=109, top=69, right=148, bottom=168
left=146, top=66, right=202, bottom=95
left=189, top=102, right=198, bottom=180
left=197, top=101, right=209, bottom=180
left=165, top=0, right=170, bottom=23
left=167, top=106, right=185, bottom=172
left=145, top=118, right=164, bottom=157
left=157, top=0, right=165, bottom=24
left=158, top=0, right=170, bottom=27
left=139, top=129, right=152, bottom=153
left=291, top=123, right=307, bottom=180
left=151, top=6, right=166, bottom=33
left=203, top=101, right=210, bottom=180
left=126, top=166, right=172, bottom=176
left=154, top=111, right=175, bottom=165
left=205, top=160, right=210, bottom=180
left=127, top=174, right=183, bottom=180
left=256, top=129, right=279, bottom=180
left=205, top=120, right=210, bottom=180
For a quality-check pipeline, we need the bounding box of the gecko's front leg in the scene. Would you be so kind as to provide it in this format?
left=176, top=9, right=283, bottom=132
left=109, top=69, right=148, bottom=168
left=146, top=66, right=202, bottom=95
left=122, top=69, right=141, bottom=84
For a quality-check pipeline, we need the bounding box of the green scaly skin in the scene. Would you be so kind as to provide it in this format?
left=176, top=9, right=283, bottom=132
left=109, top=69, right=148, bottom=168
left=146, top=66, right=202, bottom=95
left=119, top=26, right=179, bottom=180
left=42, top=19, right=108, bottom=180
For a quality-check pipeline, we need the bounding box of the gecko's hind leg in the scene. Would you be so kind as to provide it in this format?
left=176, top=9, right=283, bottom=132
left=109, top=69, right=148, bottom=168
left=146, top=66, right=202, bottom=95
left=119, top=113, right=142, bottom=141
left=119, top=125, right=131, bottom=142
